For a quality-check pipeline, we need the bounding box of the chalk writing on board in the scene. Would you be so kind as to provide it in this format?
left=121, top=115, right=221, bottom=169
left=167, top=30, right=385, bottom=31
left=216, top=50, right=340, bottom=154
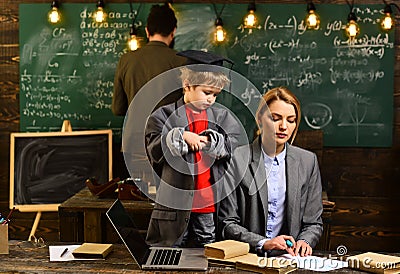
left=175, top=5, right=215, bottom=50
left=19, top=4, right=394, bottom=146
left=334, top=88, right=384, bottom=144
left=241, top=87, right=262, bottom=106
left=337, top=105, right=385, bottom=145
left=303, top=103, right=333, bottom=130
left=20, top=4, right=139, bottom=137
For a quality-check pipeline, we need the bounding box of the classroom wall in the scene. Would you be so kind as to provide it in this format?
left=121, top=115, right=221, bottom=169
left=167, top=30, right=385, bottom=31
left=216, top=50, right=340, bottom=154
left=0, top=0, right=399, bottom=252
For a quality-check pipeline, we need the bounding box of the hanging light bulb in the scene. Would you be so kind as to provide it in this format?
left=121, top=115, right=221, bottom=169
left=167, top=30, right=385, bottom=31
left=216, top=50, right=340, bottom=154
left=128, top=25, right=140, bottom=51
left=94, top=0, right=107, bottom=23
left=48, top=0, right=61, bottom=24
left=244, top=2, right=257, bottom=28
left=214, top=17, right=226, bottom=43
left=381, top=4, right=394, bottom=30
left=305, top=2, right=320, bottom=29
left=128, top=36, right=139, bottom=51
left=345, top=11, right=360, bottom=39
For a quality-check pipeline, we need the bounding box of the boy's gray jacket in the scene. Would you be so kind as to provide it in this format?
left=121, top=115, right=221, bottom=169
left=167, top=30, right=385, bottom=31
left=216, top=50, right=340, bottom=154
left=145, top=98, right=244, bottom=247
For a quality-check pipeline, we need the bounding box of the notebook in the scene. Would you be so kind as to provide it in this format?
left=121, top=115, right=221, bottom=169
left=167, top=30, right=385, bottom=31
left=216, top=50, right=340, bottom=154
left=106, top=199, right=208, bottom=271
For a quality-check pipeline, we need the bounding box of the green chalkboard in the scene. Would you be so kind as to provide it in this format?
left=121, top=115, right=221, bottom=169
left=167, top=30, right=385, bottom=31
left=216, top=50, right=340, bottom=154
left=19, top=3, right=154, bottom=140
left=20, top=3, right=394, bottom=146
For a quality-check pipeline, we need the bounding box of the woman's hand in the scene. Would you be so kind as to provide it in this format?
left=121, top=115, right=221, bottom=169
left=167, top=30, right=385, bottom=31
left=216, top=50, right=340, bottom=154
left=262, top=235, right=296, bottom=256
left=183, top=131, right=208, bottom=151
left=295, top=240, right=312, bottom=257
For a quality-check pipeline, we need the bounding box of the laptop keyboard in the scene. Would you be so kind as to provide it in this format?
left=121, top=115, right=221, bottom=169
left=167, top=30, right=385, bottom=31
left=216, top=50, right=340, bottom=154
left=151, top=249, right=182, bottom=265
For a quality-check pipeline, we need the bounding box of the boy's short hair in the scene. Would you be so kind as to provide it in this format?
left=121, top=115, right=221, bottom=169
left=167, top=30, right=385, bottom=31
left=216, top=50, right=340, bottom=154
left=177, top=50, right=232, bottom=91
left=146, top=4, right=177, bottom=37
left=180, top=67, right=230, bottom=90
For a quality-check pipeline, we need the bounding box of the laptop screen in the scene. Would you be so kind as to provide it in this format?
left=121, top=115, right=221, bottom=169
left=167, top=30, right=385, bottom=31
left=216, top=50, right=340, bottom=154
left=106, top=199, right=150, bottom=265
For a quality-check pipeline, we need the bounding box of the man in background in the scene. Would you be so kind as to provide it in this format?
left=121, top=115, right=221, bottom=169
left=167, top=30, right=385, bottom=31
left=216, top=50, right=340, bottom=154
left=112, top=4, right=186, bottom=181
left=112, top=3, right=186, bottom=116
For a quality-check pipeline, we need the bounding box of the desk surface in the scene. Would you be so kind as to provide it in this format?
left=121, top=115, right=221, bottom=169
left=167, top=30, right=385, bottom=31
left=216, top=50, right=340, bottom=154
left=0, top=240, right=384, bottom=273
left=59, top=188, right=154, bottom=211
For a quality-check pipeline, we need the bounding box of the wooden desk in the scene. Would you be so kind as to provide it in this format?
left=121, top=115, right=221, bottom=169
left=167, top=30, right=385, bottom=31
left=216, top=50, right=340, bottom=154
left=0, top=240, right=388, bottom=273
left=58, top=188, right=154, bottom=243
left=59, top=188, right=333, bottom=249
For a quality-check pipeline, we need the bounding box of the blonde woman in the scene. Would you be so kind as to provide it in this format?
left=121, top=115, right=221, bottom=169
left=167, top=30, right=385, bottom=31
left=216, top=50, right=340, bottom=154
left=219, top=86, right=323, bottom=257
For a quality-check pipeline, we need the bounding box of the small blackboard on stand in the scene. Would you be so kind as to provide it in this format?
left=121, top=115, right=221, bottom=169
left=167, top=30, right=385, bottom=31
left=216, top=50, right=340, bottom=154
left=9, top=121, right=112, bottom=239
left=10, top=120, right=112, bottom=240
left=10, top=124, right=112, bottom=212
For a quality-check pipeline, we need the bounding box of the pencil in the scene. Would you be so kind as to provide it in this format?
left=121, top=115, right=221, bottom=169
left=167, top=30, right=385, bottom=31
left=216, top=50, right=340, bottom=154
left=60, top=248, right=69, bottom=257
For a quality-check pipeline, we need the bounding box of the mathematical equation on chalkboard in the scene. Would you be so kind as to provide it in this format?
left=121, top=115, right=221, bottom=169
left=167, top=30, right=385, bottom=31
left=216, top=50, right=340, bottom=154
left=19, top=3, right=394, bottom=146
left=214, top=5, right=393, bottom=146
left=232, top=22, right=392, bottom=92
left=19, top=4, right=145, bottom=137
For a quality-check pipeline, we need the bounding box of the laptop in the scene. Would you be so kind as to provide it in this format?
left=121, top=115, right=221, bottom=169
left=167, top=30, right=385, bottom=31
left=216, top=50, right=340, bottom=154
left=106, top=199, right=208, bottom=271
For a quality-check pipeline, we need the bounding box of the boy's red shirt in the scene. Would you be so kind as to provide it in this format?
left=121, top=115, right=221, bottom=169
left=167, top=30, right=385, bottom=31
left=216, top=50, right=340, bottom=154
left=185, top=106, right=215, bottom=213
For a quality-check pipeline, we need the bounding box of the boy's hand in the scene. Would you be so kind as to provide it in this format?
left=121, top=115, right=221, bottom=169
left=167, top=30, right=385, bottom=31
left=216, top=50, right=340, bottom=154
left=183, top=131, right=208, bottom=151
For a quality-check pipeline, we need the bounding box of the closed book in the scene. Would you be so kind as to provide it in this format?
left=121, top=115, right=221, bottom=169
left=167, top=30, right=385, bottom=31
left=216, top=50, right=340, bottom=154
left=236, top=253, right=297, bottom=274
left=207, top=253, right=255, bottom=267
left=72, top=243, right=113, bottom=259
left=204, top=240, right=250, bottom=259
left=347, top=252, right=400, bottom=274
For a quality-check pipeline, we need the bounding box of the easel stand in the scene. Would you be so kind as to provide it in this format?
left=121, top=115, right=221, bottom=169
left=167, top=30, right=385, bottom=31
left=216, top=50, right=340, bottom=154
left=28, top=120, right=72, bottom=241
left=28, top=212, right=42, bottom=241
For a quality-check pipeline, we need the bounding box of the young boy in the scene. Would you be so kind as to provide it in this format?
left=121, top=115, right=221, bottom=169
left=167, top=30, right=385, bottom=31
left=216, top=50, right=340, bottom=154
left=145, top=50, right=243, bottom=247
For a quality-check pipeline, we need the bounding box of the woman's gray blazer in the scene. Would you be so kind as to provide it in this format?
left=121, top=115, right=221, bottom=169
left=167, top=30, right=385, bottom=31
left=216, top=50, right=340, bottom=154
left=219, top=137, right=323, bottom=252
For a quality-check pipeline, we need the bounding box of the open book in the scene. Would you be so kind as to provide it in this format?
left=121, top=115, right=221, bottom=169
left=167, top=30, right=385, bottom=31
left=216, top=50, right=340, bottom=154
left=204, top=240, right=297, bottom=273
left=236, top=253, right=297, bottom=274
left=347, top=252, right=400, bottom=274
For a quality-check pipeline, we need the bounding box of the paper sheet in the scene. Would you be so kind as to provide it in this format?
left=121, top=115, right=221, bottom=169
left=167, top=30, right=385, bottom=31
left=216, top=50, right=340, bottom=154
left=49, top=245, right=101, bottom=261
left=277, top=254, right=348, bottom=272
